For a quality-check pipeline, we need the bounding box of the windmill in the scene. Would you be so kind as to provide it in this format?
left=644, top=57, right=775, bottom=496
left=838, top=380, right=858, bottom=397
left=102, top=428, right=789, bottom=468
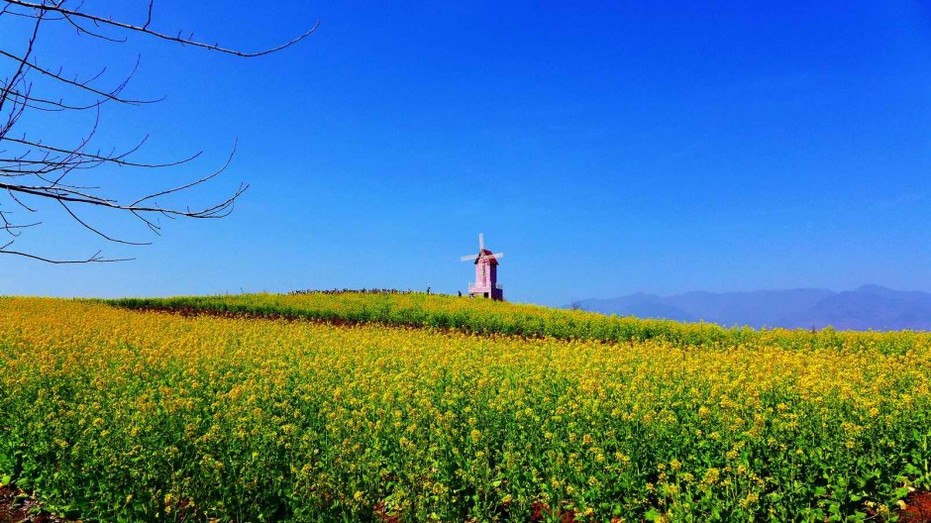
left=460, top=233, right=505, bottom=300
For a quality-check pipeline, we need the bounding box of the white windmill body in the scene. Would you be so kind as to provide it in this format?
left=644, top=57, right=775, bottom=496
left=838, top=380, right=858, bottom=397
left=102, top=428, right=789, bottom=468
left=460, top=233, right=504, bottom=300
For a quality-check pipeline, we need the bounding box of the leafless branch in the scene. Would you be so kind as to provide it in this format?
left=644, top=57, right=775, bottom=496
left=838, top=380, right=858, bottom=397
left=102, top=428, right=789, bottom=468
left=0, top=0, right=316, bottom=263
left=4, top=0, right=319, bottom=57
left=0, top=239, right=132, bottom=263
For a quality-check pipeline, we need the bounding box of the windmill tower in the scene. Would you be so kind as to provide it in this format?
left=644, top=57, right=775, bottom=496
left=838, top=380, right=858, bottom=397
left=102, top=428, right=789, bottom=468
left=460, top=233, right=504, bottom=300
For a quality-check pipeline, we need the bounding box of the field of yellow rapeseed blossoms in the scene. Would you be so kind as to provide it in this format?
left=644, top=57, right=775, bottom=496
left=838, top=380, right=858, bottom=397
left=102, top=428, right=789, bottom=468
left=111, top=292, right=931, bottom=354
left=1, top=295, right=930, bottom=522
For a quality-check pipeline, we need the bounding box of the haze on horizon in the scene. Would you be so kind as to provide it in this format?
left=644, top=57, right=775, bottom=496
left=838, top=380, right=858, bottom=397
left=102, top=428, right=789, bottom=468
left=2, top=1, right=931, bottom=307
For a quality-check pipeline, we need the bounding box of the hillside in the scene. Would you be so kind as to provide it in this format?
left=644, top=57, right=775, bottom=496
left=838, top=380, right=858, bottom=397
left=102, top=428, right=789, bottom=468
left=108, top=291, right=931, bottom=354
left=1, top=297, right=931, bottom=521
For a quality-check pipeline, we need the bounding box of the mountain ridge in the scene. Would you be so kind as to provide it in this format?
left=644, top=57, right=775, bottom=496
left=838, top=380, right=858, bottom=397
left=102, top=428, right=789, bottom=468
left=574, top=285, right=931, bottom=331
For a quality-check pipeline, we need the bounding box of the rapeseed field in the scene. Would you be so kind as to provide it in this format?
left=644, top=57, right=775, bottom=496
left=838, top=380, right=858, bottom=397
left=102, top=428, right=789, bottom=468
left=1, top=296, right=929, bottom=522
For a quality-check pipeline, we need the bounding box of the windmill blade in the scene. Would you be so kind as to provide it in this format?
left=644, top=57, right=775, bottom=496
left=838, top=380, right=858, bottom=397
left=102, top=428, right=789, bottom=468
left=460, top=254, right=479, bottom=261
left=485, top=252, right=504, bottom=260
left=479, top=233, right=484, bottom=250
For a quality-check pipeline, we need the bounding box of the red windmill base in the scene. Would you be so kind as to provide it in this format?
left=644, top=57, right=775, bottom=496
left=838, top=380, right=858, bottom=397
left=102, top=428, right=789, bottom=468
left=460, top=233, right=504, bottom=301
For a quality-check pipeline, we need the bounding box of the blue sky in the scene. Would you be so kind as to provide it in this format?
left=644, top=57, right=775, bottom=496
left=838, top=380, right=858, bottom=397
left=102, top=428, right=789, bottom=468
left=2, top=1, right=931, bottom=306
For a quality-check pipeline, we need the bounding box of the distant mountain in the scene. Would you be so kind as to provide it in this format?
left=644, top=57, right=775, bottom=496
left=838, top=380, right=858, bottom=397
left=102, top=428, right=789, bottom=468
left=574, top=285, right=931, bottom=331
left=579, top=293, right=696, bottom=322
left=777, top=285, right=931, bottom=331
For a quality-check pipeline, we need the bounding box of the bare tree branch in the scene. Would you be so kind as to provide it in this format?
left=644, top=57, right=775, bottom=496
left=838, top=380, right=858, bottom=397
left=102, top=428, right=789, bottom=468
left=0, top=48, right=155, bottom=104
left=0, top=239, right=132, bottom=263
left=4, top=0, right=319, bottom=57
left=0, top=0, right=315, bottom=263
